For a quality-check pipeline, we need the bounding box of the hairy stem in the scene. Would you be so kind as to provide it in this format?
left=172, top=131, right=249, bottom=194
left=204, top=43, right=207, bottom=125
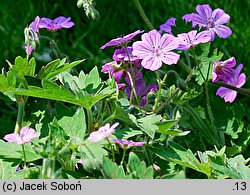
left=133, top=0, right=154, bottom=30
left=86, top=108, right=94, bottom=132
left=153, top=71, right=167, bottom=111
left=14, top=101, right=25, bottom=134
left=22, top=144, right=27, bottom=169
left=40, top=35, right=63, bottom=58
left=155, top=69, right=194, bottom=113
left=191, top=48, right=206, bottom=82
left=212, top=81, right=250, bottom=96
left=204, top=82, right=219, bottom=144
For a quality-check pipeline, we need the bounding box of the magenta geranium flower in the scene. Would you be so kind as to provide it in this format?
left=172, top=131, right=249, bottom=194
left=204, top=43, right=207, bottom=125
left=101, top=61, right=125, bottom=88
left=177, top=30, right=211, bottom=50
left=110, top=139, right=145, bottom=148
left=4, top=126, right=40, bottom=145
left=216, top=64, right=246, bottom=103
left=113, top=46, right=138, bottom=62
left=100, top=30, right=144, bottom=49
left=212, top=57, right=236, bottom=82
left=88, top=122, right=119, bottom=142
left=159, top=17, right=176, bottom=34
left=29, top=16, right=40, bottom=33
left=132, top=29, right=180, bottom=71
left=182, top=4, right=232, bottom=41
left=39, top=16, right=75, bottom=31
left=125, top=77, right=158, bottom=106
left=25, top=16, right=40, bottom=55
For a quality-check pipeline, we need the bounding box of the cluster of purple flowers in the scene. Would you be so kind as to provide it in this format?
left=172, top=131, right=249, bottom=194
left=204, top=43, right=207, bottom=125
left=100, top=30, right=158, bottom=106
left=212, top=57, right=246, bottom=103
left=25, top=16, right=74, bottom=55
left=101, top=4, right=246, bottom=104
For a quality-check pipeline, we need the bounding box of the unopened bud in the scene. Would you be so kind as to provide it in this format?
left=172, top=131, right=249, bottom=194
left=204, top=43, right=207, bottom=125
left=177, top=78, right=187, bottom=91
left=77, top=0, right=100, bottom=19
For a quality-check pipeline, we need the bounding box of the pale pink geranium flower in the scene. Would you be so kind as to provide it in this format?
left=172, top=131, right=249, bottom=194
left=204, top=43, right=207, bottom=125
left=88, top=122, right=119, bottom=142
left=4, top=126, right=40, bottom=144
left=39, top=16, right=75, bottom=31
left=177, top=30, right=211, bottom=50
left=110, top=139, right=145, bottom=148
left=212, top=57, right=236, bottom=82
left=216, top=64, right=246, bottom=103
left=183, top=4, right=232, bottom=41
left=132, top=29, right=180, bottom=71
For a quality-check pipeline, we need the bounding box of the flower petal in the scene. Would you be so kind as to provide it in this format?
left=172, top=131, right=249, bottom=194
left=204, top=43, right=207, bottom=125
left=161, top=51, right=180, bottom=65
left=141, top=29, right=161, bottom=50
left=160, top=34, right=179, bottom=51
left=212, top=9, right=230, bottom=24
left=88, top=131, right=103, bottom=142
left=4, top=133, right=22, bottom=144
left=216, top=87, right=237, bottom=103
left=141, top=56, right=162, bottom=71
left=196, top=4, right=213, bottom=21
left=214, top=25, right=232, bottom=38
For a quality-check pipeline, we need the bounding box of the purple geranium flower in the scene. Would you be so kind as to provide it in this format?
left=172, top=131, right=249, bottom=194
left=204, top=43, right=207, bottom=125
left=29, top=16, right=40, bottom=33
left=159, top=17, right=176, bottom=34
left=39, top=16, right=75, bottom=31
left=216, top=64, right=246, bottom=103
left=182, top=4, right=232, bottom=41
left=25, top=16, right=40, bottom=55
left=212, top=57, right=236, bottom=82
left=4, top=126, right=40, bottom=145
left=132, top=29, right=180, bottom=71
left=125, top=76, right=158, bottom=106
left=177, top=30, right=211, bottom=50
left=113, top=46, right=138, bottom=62
left=101, top=61, right=125, bottom=88
left=88, top=122, right=119, bottom=142
left=110, top=139, right=145, bottom=148
left=100, top=30, right=144, bottom=50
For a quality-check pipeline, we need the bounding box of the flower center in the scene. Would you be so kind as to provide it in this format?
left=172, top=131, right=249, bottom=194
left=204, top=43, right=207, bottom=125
left=208, top=21, right=215, bottom=28
left=215, top=63, right=223, bottom=73
left=154, top=48, right=161, bottom=57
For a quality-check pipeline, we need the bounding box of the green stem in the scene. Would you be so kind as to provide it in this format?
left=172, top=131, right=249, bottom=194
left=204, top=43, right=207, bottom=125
left=133, top=0, right=154, bottom=30
left=204, top=82, right=219, bottom=145
left=179, top=59, right=193, bottom=74
left=14, top=101, right=25, bottom=134
left=153, top=72, right=167, bottom=112
left=212, top=81, right=250, bottom=96
left=21, top=144, right=27, bottom=168
left=100, top=114, right=116, bottom=126
left=127, top=71, right=139, bottom=104
left=108, top=139, right=116, bottom=162
left=41, top=158, right=56, bottom=179
left=183, top=104, right=219, bottom=147
left=120, top=148, right=127, bottom=165
left=86, top=108, right=93, bottom=132
left=191, top=48, right=206, bottom=82
left=123, top=45, right=140, bottom=105
left=155, top=69, right=194, bottom=113
left=40, top=35, right=63, bottom=58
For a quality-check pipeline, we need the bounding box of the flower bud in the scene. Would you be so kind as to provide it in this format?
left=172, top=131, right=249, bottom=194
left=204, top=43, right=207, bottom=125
left=77, top=0, right=100, bottom=19
left=177, top=78, right=187, bottom=91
